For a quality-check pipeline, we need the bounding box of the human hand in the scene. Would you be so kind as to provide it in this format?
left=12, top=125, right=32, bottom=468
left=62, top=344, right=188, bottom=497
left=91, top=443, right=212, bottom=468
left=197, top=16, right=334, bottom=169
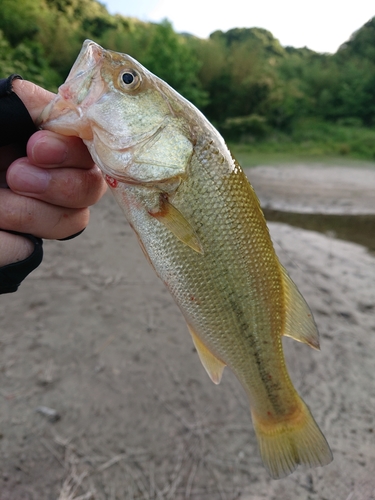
left=0, top=79, right=107, bottom=267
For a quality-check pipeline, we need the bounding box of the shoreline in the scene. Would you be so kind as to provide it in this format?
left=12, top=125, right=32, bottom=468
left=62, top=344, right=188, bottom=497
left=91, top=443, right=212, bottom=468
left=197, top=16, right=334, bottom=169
left=246, top=164, right=375, bottom=215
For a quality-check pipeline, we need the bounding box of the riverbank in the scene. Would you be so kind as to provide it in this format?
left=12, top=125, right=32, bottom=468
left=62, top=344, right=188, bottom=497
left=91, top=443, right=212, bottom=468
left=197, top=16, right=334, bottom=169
left=0, top=163, right=374, bottom=499
left=247, top=163, right=375, bottom=214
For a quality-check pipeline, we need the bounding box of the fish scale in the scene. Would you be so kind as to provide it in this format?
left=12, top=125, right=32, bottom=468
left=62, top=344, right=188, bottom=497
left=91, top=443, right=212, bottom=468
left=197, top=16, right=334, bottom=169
left=40, top=39, right=332, bottom=479
left=114, top=140, right=311, bottom=435
left=173, top=151, right=286, bottom=399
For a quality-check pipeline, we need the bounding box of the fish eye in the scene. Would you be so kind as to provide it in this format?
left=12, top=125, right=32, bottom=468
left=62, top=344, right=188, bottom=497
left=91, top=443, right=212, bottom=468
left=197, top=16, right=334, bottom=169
left=120, top=69, right=141, bottom=90
left=122, top=72, right=134, bottom=84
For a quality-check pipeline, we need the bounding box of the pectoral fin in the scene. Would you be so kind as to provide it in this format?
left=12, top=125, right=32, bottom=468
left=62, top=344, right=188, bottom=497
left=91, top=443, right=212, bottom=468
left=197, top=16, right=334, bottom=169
left=149, top=195, right=203, bottom=254
left=187, top=324, right=226, bottom=384
left=280, top=264, right=320, bottom=350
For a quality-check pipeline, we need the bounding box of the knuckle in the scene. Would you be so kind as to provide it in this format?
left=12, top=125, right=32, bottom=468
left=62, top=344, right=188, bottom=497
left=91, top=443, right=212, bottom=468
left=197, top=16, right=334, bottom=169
left=82, top=167, right=106, bottom=205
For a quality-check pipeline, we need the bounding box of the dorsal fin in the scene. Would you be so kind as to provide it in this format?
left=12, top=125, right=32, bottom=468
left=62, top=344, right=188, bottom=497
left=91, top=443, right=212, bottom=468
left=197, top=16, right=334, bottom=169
left=280, top=264, right=320, bottom=350
left=187, top=324, right=226, bottom=384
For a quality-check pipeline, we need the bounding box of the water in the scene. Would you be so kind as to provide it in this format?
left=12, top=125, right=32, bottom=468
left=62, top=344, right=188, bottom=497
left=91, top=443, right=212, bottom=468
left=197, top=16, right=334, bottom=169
left=263, top=209, right=375, bottom=253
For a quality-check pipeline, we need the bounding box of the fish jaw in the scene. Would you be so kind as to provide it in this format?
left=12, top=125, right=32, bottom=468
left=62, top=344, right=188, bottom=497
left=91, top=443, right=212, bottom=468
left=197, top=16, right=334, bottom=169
left=38, top=95, right=92, bottom=140
left=38, top=40, right=108, bottom=140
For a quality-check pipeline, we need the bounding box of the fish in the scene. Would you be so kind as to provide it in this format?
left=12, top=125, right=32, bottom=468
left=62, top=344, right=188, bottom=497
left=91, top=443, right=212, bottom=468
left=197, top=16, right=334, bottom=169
left=39, top=39, right=333, bottom=478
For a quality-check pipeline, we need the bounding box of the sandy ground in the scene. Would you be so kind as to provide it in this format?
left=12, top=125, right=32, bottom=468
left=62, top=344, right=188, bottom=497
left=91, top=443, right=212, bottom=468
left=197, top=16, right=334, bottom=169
left=0, top=163, right=375, bottom=499
left=249, top=164, right=375, bottom=214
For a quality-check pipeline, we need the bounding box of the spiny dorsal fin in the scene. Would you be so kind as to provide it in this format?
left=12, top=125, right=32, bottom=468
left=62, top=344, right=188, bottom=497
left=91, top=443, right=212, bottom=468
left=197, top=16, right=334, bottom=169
left=187, top=324, right=226, bottom=384
left=149, top=195, right=203, bottom=254
left=280, top=264, right=320, bottom=350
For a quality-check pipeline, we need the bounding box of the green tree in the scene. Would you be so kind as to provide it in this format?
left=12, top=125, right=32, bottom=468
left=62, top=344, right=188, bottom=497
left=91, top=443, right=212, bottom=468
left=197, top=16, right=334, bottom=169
left=0, top=30, right=60, bottom=88
left=140, top=20, right=208, bottom=108
left=0, top=0, right=42, bottom=46
left=338, top=17, right=375, bottom=60
left=193, top=28, right=284, bottom=126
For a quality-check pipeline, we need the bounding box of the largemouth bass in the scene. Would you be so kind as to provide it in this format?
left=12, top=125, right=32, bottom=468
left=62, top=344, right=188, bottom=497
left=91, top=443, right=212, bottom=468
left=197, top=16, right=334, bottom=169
left=40, top=40, right=332, bottom=478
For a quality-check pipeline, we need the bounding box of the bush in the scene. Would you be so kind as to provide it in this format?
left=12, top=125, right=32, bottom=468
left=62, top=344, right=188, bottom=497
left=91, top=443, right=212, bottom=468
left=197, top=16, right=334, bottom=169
left=221, top=114, right=270, bottom=141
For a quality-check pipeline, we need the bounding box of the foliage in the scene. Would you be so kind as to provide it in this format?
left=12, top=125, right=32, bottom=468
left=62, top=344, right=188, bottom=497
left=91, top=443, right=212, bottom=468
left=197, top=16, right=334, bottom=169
left=231, top=118, right=375, bottom=160
left=188, top=29, right=284, bottom=125
left=1, top=0, right=375, bottom=158
left=140, top=20, right=208, bottom=108
left=0, top=31, right=60, bottom=88
left=221, top=114, right=270, bottom=141
left=337, top=17, right=375, bottom=61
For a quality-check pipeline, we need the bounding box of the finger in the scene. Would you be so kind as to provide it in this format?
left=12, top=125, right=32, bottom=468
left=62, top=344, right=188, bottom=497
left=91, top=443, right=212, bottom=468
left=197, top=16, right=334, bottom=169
left=0, top=188, right=89, bottom=240
left=7, top=158, right=107, bottom=208
left=27, top=130, right=94, bottom=169
left=0, top=231, right=34, bottom=267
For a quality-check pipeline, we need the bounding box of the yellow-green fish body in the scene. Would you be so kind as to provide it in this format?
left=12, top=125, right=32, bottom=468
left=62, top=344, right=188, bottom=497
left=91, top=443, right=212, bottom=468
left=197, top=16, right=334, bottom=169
left=40, top=40, right=332, bottom=478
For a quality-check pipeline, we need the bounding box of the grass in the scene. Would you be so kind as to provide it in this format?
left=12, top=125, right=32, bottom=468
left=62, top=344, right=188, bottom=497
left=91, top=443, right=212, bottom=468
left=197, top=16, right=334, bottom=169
left=228, top=118, right=375, bottom=168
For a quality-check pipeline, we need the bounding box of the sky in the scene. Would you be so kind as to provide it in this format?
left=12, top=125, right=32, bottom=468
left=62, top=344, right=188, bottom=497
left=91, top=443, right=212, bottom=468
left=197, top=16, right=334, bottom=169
left=102, top=0, right=374, bottom=54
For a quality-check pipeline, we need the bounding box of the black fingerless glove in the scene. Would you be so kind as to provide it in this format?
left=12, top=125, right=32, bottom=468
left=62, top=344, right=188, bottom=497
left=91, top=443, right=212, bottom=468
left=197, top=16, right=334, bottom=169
left=0, top=74, right=42, bottom=294
left=0, top=74, right=37, bottom=148
left=0, top=232, right=43, bottom=294
left=0, top=75, right=85, bottom=294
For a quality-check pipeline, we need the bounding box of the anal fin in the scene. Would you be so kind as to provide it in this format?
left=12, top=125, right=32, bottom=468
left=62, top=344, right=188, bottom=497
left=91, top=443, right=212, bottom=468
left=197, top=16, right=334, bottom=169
left=280, top=264, right=320, bottom=350
left=187, top=324, right=226, bottom=385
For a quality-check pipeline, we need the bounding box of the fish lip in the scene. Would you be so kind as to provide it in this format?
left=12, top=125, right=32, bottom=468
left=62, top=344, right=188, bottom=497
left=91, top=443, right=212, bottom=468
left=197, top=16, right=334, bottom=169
left=38, top=40, right=107, bottom=140
left=36, top=99, right=56, bottom=128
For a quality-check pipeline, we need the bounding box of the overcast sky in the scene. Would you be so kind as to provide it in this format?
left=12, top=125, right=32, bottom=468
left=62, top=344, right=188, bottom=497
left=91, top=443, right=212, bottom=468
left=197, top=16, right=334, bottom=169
left=102, top=0, right=374, bottom=54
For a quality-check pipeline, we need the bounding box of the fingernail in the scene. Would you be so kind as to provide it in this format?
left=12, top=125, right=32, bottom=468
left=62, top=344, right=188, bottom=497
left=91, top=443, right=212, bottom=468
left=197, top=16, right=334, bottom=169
left=32, top=136, right=68, bottom=164
left=10, top=163, right=51, bottom=193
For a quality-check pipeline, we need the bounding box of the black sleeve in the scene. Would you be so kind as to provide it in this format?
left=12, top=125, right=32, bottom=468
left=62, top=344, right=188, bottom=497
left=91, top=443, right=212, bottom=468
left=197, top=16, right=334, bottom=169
left=0, top=75, right=42, bottom=294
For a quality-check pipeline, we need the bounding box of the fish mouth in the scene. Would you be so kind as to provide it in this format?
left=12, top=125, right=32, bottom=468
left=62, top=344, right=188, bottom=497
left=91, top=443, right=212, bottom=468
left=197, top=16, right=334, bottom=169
left=38, top=40, right=107, bottom=140
left=38, top=95, right=94, bottom=140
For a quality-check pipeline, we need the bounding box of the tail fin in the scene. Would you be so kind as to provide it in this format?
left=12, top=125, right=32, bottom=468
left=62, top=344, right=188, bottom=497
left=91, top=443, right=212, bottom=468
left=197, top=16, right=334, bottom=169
left=252, top=401, right=332, bottom=479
